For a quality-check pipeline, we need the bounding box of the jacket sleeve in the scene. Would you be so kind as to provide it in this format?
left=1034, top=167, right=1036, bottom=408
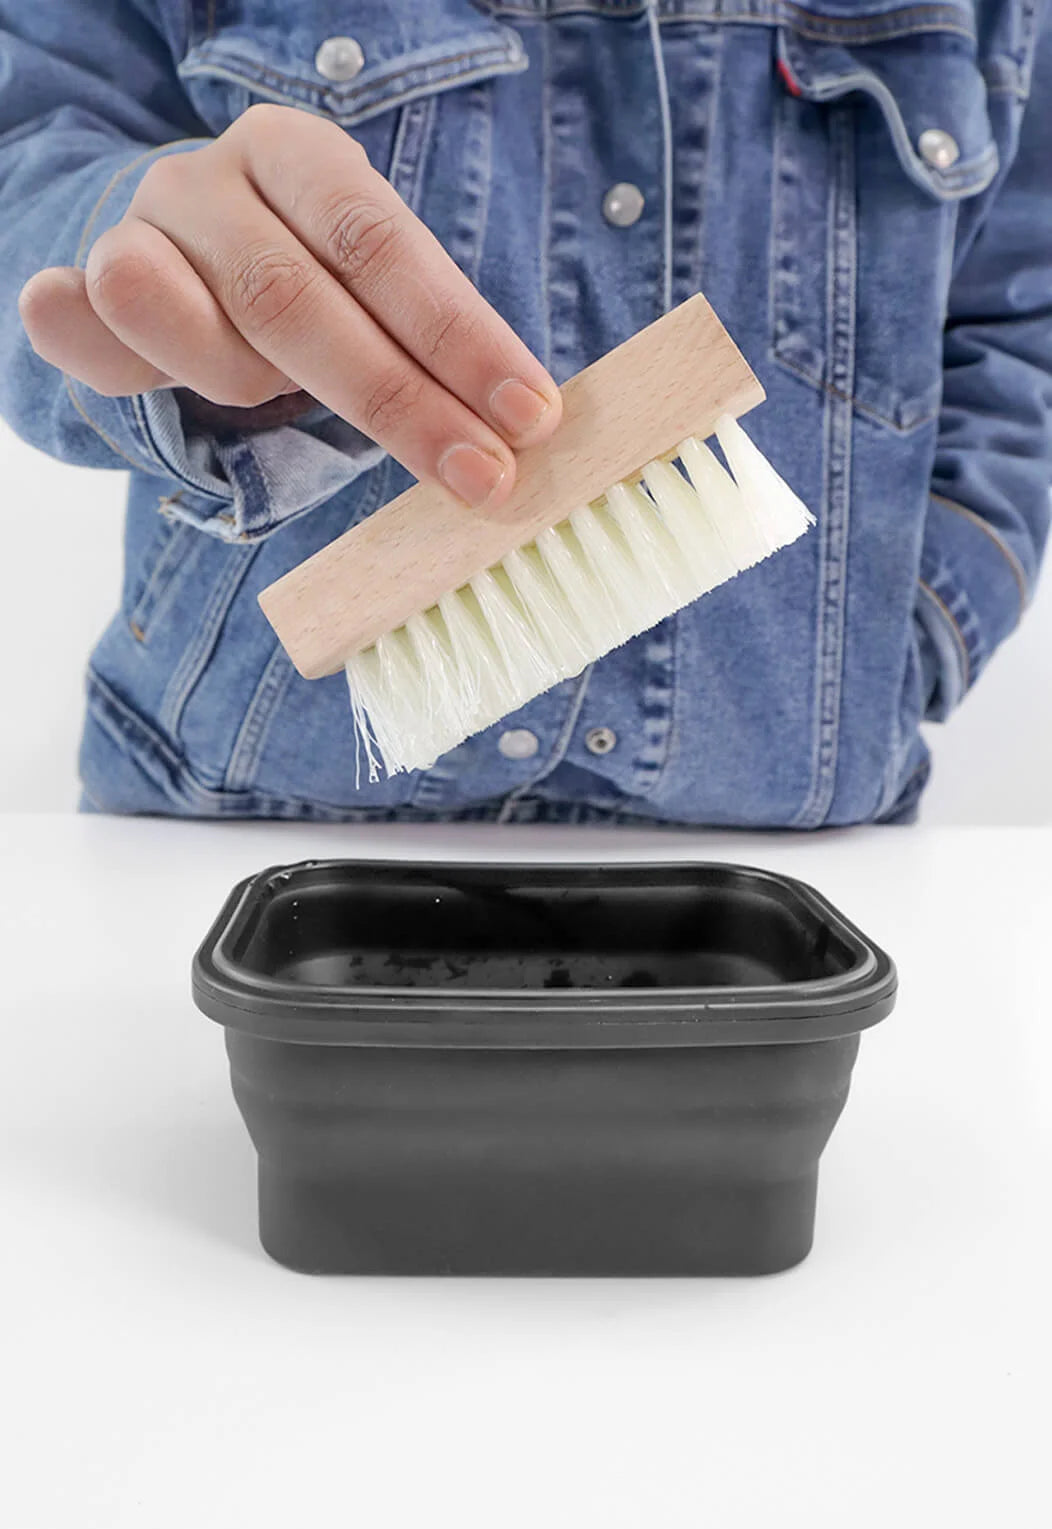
left=916, top=8, right=1052, bottom=719
left=0, top=3, right=382, bottom=542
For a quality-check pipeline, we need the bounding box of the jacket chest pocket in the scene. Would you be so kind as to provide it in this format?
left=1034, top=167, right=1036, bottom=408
left=177, top=1, right=526, bottom=218
left=770, top=6, right=999, bottom=433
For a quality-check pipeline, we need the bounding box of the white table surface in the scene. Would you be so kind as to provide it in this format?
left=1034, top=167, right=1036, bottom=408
left=2, top=814, right=1048, bottom=1528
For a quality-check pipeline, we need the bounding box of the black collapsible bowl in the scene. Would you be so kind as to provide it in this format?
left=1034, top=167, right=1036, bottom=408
left=193, top=861, right=896, bottom=1276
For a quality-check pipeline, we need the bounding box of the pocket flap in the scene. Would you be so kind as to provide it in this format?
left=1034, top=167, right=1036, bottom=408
left=179, top=1, right=527, bottom=127
left=778, top=8, right=999, bottom=201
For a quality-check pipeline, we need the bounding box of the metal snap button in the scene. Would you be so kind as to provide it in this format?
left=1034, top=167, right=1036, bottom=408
left=602, top=183, right=645, bottom=228
left=918, top=129, right=960, bottom=171
left=498, top=728, right=540, bottom=760
left=585, top=726, right=618, bottom=756
left=315, top=36, right=365, bottom=83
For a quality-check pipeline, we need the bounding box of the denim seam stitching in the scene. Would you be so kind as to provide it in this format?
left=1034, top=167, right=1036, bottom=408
left=540, top=19, right=553, bottom=375
left=223, top=643, right=295, bottom=792
left=929, top=491, right=1030, bottom=612
left=471, top=86, right=495, bottom=288
left=792, top=105, right=854, bottom=828
left=443, top=79, right=495, bottom=288
left=87, top=668, right=414, bottom=818
left=771, top=349, right=939, bottom=433
left=388, top=93, right=437, bottom=211
left=635, top=617, right=679, bottom=801
left=91, top=660, right=834, bottom=827
left=496, top=669, right=595, bottom=823
left=158, top=545, right=258, bottom=737
left=1016, top=0, right=1041, bottom=92
left=183, top=41, right=519, bottom=96
left=782, top=13, right=974, bottom=44
left=917, top=576, right=972, bottom=689
left=768, top=80, right=785, bottom=415
left=186, top=58, right=524, bottom=130
left=781, top=48, right=1000, bottom=199
left=768, top=56, right=946, bottom=437
left=478, top=4, right=974, bottom=40
left=62, top=378, right=150, bottom=473
left=663, top=615, right=680, bottom=796
left=387, top=95, right=416, bottom=197
left=179, top=38, right=525, bottom=110
left=127, top=519, right=199, bottom=641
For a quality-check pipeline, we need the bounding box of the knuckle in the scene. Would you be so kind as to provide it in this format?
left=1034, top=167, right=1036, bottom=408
left=361, top=368, right=424, bottom=438
left=421, top=300, right=471, bottom=366
left=135, top=152, right=186, bottom=203
left=85, top=244, right=160, bottom=322
left=234, top=101, right=293, bottom=141
left=17, top=272, right=51, bottom=327
left=320, top=194, right=401, bottom=285
left=230, top=247, right=316, bottom=332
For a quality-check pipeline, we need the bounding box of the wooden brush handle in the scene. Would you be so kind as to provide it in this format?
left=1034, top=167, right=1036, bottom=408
left=259, top=292, right=764, bottom=678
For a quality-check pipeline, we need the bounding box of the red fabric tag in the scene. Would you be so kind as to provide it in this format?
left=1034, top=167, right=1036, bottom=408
left=777, top=56, right=802, bottom=97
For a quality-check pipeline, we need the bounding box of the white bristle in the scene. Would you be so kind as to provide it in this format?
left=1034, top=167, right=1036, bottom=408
left=501, top=545, right=594, bottom=675
left=685, top=433, right=767, bottom=567
left=346, top=417, right=816, bottom=776
left=469, top=566, right=554, bottom=698
left=604, top=480, right=698, bottom=608
left=642, top=454, right=739, bottom=591
left=568, top=501, right=667, bottom=635
left=403, top=609, right=473, bottom=760
left=534, top=519, right=626, bottom=655
left=714, top=412, right=815, bottom=554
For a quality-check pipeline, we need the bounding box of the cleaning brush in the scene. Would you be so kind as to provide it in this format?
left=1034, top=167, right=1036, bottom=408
left=259, top=293, right=814, bottom=779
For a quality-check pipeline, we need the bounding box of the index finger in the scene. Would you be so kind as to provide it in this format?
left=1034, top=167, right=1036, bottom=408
left=228, top=107, right=562, bottom=448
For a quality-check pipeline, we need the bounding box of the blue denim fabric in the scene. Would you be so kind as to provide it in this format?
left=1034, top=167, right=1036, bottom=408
left=1, top=1, right=1050, bottom=825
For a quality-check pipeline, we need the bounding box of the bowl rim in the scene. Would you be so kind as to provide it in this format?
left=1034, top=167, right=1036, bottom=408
left=192, top=859, right=897, bottom=1049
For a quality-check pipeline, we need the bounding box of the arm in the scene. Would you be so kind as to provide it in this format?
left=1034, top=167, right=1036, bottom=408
left=0, top=5, right=258, bottom=530
left=917, top=11, right=1052, bottom=718
left=0, top=6, right=559, bottom=540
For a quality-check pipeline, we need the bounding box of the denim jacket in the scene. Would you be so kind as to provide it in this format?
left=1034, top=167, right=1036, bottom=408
left=1, top=1, right=1049, bottom=825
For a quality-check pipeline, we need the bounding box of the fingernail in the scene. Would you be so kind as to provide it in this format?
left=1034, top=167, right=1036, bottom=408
left=438, top=443, right=509, bottom=509
left=489, top=379, right=553, bottom=440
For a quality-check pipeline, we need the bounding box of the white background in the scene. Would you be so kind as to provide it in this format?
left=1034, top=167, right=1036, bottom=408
left=2, top=415, right=1051, bottom=822
left=2, top=814, right=1049, bottom=1529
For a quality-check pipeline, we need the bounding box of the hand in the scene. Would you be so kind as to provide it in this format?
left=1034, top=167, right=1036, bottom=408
left=18, top=104, right=561, bottom=510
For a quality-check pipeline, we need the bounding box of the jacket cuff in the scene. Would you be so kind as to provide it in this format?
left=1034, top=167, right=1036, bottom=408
left=129, top=388, right=384, bottom=541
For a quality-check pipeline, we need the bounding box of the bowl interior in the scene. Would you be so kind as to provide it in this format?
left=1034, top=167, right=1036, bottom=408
left=227, top=865, right=861, bottom=993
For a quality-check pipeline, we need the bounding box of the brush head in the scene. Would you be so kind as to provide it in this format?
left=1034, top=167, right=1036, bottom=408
left=255, top=293, right=813, bottom=780
left=344, top=414, right=815, bottom=780
left=258, top=293, right=764, bottom=679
